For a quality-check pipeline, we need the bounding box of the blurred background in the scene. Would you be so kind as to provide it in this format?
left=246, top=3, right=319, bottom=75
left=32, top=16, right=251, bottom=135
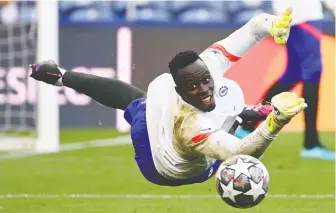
left=0, top=0, right=335, bottom=131
left=0, top=0, right=334, bottom=25
left=0, top=1, right=334, bottom=213
left=0, top=0, right=334, bottom=131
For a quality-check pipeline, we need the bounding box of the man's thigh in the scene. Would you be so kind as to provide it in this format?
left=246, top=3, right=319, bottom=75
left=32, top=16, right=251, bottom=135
left=295, top=21, right=323, bottom=83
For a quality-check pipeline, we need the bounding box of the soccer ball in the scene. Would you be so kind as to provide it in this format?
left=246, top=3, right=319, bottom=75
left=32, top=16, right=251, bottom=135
left=215, top=155, right=270, bottom=209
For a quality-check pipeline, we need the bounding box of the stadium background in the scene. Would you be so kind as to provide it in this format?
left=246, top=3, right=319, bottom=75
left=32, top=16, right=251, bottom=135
left=0, top=1, right=335, bottom=213
left=57, top=2, right=336, bottom=132
left=59, top=1, right=336, bottom=132
left=60, top=23, right=335, bottom=132
left=0, top=1, right=334, bottom=131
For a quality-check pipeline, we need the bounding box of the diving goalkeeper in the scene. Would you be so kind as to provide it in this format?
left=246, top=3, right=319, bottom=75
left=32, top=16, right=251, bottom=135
left=29, top=8, right=306, bottom=186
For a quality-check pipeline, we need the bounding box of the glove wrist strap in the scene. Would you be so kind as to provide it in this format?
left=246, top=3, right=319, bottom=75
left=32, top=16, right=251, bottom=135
left=54, top=67, right=67, bottom=86
left=265, top=113, right=288, bottom=134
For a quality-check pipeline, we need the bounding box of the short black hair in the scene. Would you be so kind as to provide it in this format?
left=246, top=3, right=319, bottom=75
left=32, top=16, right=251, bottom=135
left=168, top=50, right=200, bottom=80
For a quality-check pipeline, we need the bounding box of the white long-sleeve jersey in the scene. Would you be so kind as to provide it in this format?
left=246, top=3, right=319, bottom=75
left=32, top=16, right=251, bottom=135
left=273, top=0, right=335, bottom=25
left=145, top=13, right=280, bottom=180
left=146, top=71, right=244, bottom=179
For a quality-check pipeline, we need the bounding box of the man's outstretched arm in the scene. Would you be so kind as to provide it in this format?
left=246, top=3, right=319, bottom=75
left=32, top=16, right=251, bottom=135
left=29, top=61, right=146, bottom=110
left=180, top=92, right=307, bottom=160
left=200, top=8, right=292, bottom=77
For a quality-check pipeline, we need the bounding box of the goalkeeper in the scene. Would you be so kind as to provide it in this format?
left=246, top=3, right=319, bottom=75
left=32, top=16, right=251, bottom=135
left=29, top=8, right=306, bottom=186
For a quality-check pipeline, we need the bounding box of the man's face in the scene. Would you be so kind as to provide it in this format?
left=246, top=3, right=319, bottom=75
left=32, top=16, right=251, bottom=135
left=175, top=59, right=215, bottom=112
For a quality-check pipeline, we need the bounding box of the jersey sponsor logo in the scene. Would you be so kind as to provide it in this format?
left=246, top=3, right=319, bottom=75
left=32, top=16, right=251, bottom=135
left=192, top=129, right=218, bottom=144
left=219, top=86, right=228, bottom=97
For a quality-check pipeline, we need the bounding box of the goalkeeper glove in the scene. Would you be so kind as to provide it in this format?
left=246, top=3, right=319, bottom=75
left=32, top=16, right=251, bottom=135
left=269, top=7, right=292, bottom=45
left=29, top=60, right=65, bottom=86
left=265, top=92, right=307, bottom=134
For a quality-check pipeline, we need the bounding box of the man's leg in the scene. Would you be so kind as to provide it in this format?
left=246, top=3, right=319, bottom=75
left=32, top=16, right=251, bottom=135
left=124, top=97, right=189, bottom=186
left=62, top=71, right=146, bottom=110
left=262, top=24, right=302, bottom=102
left=295, top=20, right=335, bottom=160
left=29, top=61, right=146, bottom=110
left=123, top=97, right=170, bottom=185
left=302, top=82, right=320, bottom=148
left=301, top=81, right=335, bottom=160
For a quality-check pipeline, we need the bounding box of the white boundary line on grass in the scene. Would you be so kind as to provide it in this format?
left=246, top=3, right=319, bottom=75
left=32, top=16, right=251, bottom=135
left=0, top=194, right=334, bottom=199
left=0, top=138, right=334, bottom=200
left=0, top=135, right=132, bottom=160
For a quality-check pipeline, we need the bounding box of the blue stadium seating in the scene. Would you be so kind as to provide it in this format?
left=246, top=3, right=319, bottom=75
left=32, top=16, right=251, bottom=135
left=13, top=1, right=336, bottom=24
left=57, top=1, right=274, bottom=24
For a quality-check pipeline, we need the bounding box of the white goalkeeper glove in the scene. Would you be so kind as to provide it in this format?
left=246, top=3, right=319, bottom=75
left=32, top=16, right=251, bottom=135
left=265, top=92, right=307, bottom=134
left=269, top=7, right=292, bottom=45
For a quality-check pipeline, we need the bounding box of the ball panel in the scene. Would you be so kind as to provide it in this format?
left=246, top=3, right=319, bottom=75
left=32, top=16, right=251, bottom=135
left=249, top=165, right=265, bottom=184
left=219, top=168, right=235, bottom=185
left=221, top=197, right=239, bottom=208
left=262, top=174, right=270, bottom=192
left=233, top=173, right=251, bottom=193
left=252, top=194, right=266, bottom=207
left=234, top=194, right=254, bottom=208
left=239, top=155, right=260, bottom=165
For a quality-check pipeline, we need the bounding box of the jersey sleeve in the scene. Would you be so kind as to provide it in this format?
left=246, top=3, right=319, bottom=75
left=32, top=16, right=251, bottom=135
left=199, top=44, right=240, bottom=78
left=174, top=110, right=240, bottom=160
left=177, top=112, right=277, bottom=161
left=179, top=115, right=241, bottom=161
left=199, top=13, right=276, bottom=78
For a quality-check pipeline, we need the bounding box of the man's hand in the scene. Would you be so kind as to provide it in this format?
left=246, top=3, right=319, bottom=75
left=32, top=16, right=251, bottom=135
left=29, top=60, right=64, bottom=85
left=238, top=102, right=272, bottom=132
left=266, top=92, right=307, bottom=133
left=270, top=7, right=292, bottom=45
left=240, top=102, right=272, bottom=122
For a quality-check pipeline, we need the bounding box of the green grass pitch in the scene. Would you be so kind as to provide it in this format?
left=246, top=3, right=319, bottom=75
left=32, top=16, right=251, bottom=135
left=0, top=129, right=334, bottom=213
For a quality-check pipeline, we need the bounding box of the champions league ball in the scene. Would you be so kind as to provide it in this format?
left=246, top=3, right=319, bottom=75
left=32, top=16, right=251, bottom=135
left=215, top=155, right=270, bottom=209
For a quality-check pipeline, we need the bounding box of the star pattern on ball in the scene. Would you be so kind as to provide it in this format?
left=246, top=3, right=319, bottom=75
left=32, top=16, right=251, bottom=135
left=244, top=178, right=266, bottom=201
left=226, top=157, right=255, bottom=179
left=220, top=180, right=242, bottom=203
